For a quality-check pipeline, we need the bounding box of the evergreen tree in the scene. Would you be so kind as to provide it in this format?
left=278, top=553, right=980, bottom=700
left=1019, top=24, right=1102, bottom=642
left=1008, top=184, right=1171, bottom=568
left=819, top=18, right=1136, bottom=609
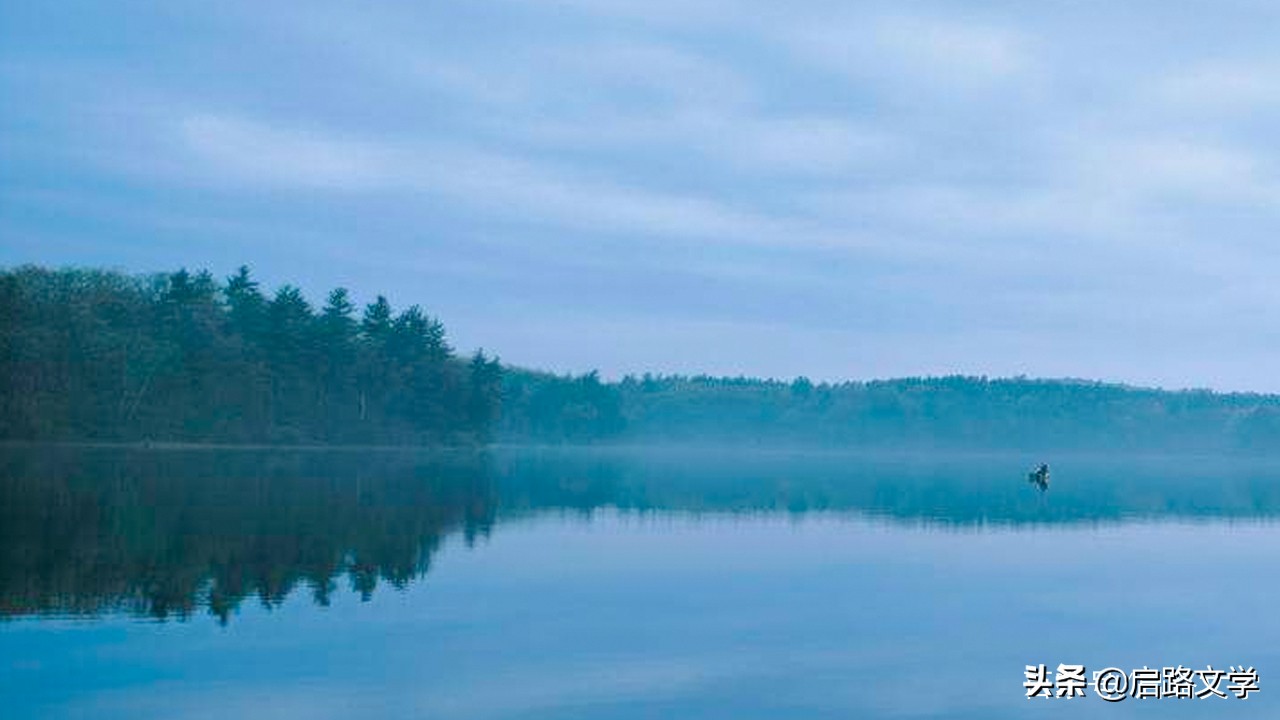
left=0, top=266, right=497, bottom=445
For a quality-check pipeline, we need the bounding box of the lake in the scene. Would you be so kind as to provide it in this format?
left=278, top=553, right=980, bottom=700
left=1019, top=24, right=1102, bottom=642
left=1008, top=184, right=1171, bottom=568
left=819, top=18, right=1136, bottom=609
left=1, top=445, right=1276, bottom=718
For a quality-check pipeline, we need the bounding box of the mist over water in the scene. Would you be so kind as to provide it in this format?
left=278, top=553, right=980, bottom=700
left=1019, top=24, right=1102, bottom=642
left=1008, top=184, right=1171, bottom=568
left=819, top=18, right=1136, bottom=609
left=2, top=445, right=1277, bottom=718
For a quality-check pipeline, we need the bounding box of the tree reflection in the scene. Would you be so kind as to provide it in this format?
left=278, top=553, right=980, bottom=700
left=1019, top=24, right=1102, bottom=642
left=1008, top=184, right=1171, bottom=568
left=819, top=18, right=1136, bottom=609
left=0, top=448, right=495, bottom=623
left=5, top=446, right=1280, bottom=623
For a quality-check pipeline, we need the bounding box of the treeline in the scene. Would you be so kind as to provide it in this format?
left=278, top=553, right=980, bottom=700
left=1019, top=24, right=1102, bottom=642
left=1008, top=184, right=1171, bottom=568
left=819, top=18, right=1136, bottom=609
left=0, top=266, right=501, bottom=444
left=499, top=369, right=625, bottom=442
left=7, top=265, right=1280, bottom=451
left=498, top=373, right=1280, bottom=452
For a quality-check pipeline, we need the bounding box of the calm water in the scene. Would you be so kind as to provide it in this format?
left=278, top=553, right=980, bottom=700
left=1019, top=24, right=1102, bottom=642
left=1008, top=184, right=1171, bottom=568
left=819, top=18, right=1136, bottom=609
left=1, top=446, right=1277, bottom=718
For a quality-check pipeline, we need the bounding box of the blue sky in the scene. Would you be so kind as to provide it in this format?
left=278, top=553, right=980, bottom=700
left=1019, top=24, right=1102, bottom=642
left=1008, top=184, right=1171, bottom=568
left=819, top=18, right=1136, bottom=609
left=3, top=1, right=1280, bottom=390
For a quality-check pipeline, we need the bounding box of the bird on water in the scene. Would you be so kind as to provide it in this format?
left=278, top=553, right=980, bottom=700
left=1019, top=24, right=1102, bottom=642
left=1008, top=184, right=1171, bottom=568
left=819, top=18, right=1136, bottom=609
left=1028, top=463, right=1050, bottom=491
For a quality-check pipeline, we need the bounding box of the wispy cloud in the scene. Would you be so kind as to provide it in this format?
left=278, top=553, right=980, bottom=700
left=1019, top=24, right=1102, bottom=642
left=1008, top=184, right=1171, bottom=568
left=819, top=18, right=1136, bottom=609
left=181, top=115, right=389, bottom=191
left=176, top=112, right=812, bottom=246
left=870, top=14, right=1034, bottom=86
left=787, top=12, right=1038, bottom=94
left=1154, top=60, right=1280, bottom=113
left=9, top=0, right=1280, bottom=389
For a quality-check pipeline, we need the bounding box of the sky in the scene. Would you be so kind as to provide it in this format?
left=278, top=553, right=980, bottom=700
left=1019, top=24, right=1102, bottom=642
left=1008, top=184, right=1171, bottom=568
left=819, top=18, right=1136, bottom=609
left=3, top=1, right=1280, bottom=391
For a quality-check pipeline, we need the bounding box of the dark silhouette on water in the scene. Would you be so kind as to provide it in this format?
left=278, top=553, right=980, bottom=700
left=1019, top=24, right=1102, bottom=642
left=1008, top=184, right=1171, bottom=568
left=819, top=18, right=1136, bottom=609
left=1027, top=463, right=1050, bottom=491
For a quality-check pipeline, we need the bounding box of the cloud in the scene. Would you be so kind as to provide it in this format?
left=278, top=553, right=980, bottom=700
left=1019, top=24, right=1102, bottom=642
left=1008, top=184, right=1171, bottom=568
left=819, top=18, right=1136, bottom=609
left=12, top=0, right=1280, bottom=389
left=1155, top=60, right=1280, bottom=113
left=1065, top=135, right=1276, bottom=207
left=180, top=115, right=390, bottom=191
left=871, top=14, right=1033, bottom=85
left=787, top=12, right=1037, bottom=93
left=551, top=41, right=756, bottom=110
left=509, top=0, right=760, bottom=27
left=175, top=112, right=814, bottom=246
left=704, top=115, right=903, bottom=176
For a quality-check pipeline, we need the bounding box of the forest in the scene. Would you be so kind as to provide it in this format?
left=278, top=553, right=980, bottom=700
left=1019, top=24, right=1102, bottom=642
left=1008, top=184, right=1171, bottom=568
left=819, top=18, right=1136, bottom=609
left=0, top=266, right=501, bottom=444
left=590, top=374, right=1280, bottom=451
left=4, top=264, right=1280, bottom=451
left=500, top=362, right=1280, bottom=454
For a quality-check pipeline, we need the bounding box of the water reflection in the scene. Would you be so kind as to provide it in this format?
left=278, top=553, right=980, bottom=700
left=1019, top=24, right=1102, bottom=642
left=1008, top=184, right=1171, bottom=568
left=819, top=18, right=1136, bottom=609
left=0, top=447, right=496, bottom=622
left=3, top=445, right=1280, bottom=622
left=492, top=447, right=1280, bottom=525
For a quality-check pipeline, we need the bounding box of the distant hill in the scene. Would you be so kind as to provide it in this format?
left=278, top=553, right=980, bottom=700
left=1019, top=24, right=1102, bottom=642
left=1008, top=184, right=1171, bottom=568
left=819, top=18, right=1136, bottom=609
left=500, top=370, right=1280, bottom=452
